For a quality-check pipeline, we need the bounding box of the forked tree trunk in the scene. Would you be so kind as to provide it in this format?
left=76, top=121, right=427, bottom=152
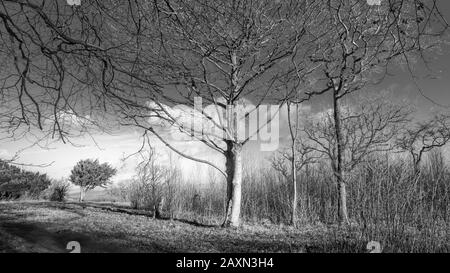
left=222, top=51, right=243, bottom=228
left=412, top=155, right=421, bottom=177
left=222, top=141, right=243, bottom=227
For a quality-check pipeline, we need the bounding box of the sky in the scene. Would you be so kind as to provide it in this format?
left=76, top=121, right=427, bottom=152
left=1, top=0, right=450, bottom=184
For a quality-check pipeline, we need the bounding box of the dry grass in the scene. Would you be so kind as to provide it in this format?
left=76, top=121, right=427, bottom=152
left=0, top=201, right=372, bottom=253
left=1, top=201, right=447, bottom=253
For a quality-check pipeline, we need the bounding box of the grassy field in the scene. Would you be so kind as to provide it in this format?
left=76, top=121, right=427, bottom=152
left=65, top=187, right=121, bottom=203
left=0, top=201, right=375, bottom=253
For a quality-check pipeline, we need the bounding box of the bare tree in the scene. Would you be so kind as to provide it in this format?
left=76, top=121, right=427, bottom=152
left=117, top=0, right=325, bottom=227
left=396, top=113, right=450, bottom=174
left=133, top=146, right=169, bottom=218
left=271, top=102, right=320, bottom=227
left=165, top=150, right=182, bottom=220
left=293, top=0, right=448, bottom=225
left=304, top=95, right=410, bottom=224
left=0, top=0, right=131, bottom=166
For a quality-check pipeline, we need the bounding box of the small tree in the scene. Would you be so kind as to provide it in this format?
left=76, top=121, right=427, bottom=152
left=304, top=94, right=410, bottom=224
left=48, top=179, right=71, bottom=202
left=396, top=114, right=450, bottom=175
left=69, top=159, right=117, bottom=202
left=271, top=102, right=320, bottom=227
left=133, top=147, right=168, bottom=218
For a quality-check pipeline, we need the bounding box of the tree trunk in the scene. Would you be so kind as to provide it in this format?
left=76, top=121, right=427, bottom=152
left=223, top=51, right=243, bottom=228
left=412, top=155, right=421, bottom=177
left=286, top=102, right=299, bottom=227
left=154, top=197, right=164, bottom=219
left=291, top=145, right=298, bottom=227
left=332, top=89, right=350, bottom=226
left=338, top=180, right=349, bottom=225
left=222, top=141, right=243, bottom=227
left=79, top=187, right=85, bottom=203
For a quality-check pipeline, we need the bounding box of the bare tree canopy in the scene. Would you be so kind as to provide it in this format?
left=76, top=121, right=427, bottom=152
left=305, top=95, right=411, bottom=171
left=396, top=113, right=450, bottom=172
left=304, top=93, right=411, bottom=224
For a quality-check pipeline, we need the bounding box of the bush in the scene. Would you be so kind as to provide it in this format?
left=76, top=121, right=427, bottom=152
left=128, top=179, right=154, bottom=210
left=107, top=180, right=132, bottom=202
left=0, top=160, right=51, bottom=200
left=47, top=179, right=71, bottom=202
left=107, top=180, right=155, bottom=209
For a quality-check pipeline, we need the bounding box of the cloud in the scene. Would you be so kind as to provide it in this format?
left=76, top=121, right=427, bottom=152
left=0, top=149, right=10, bottom=158
left=66, top=0, right=81, bottom=6
left=367, top=0, right=382, bottom=5
left=57, top=110, right=92, bottom=128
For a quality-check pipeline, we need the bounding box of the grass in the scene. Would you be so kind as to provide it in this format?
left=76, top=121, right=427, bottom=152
left=66, top=187, right=120, bottom=203
left=0, top=201, right=378, bottom=253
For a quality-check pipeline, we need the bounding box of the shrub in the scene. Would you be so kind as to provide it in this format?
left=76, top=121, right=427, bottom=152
left=107, top=181, right=131, bottom=202
left=47, top=179, right=71, bottom=202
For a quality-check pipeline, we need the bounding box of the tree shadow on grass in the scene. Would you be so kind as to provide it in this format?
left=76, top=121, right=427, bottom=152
left=64, top=201, right=217, bottom=228
left=0, top=215, right=177, bottom=253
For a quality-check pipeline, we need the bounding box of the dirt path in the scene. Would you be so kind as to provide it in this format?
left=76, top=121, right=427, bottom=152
left=0, top=216, right=141, bottom=253
left=0, top=202, right=149, bottom=253
left=0, top=220, right=71, bottom=252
